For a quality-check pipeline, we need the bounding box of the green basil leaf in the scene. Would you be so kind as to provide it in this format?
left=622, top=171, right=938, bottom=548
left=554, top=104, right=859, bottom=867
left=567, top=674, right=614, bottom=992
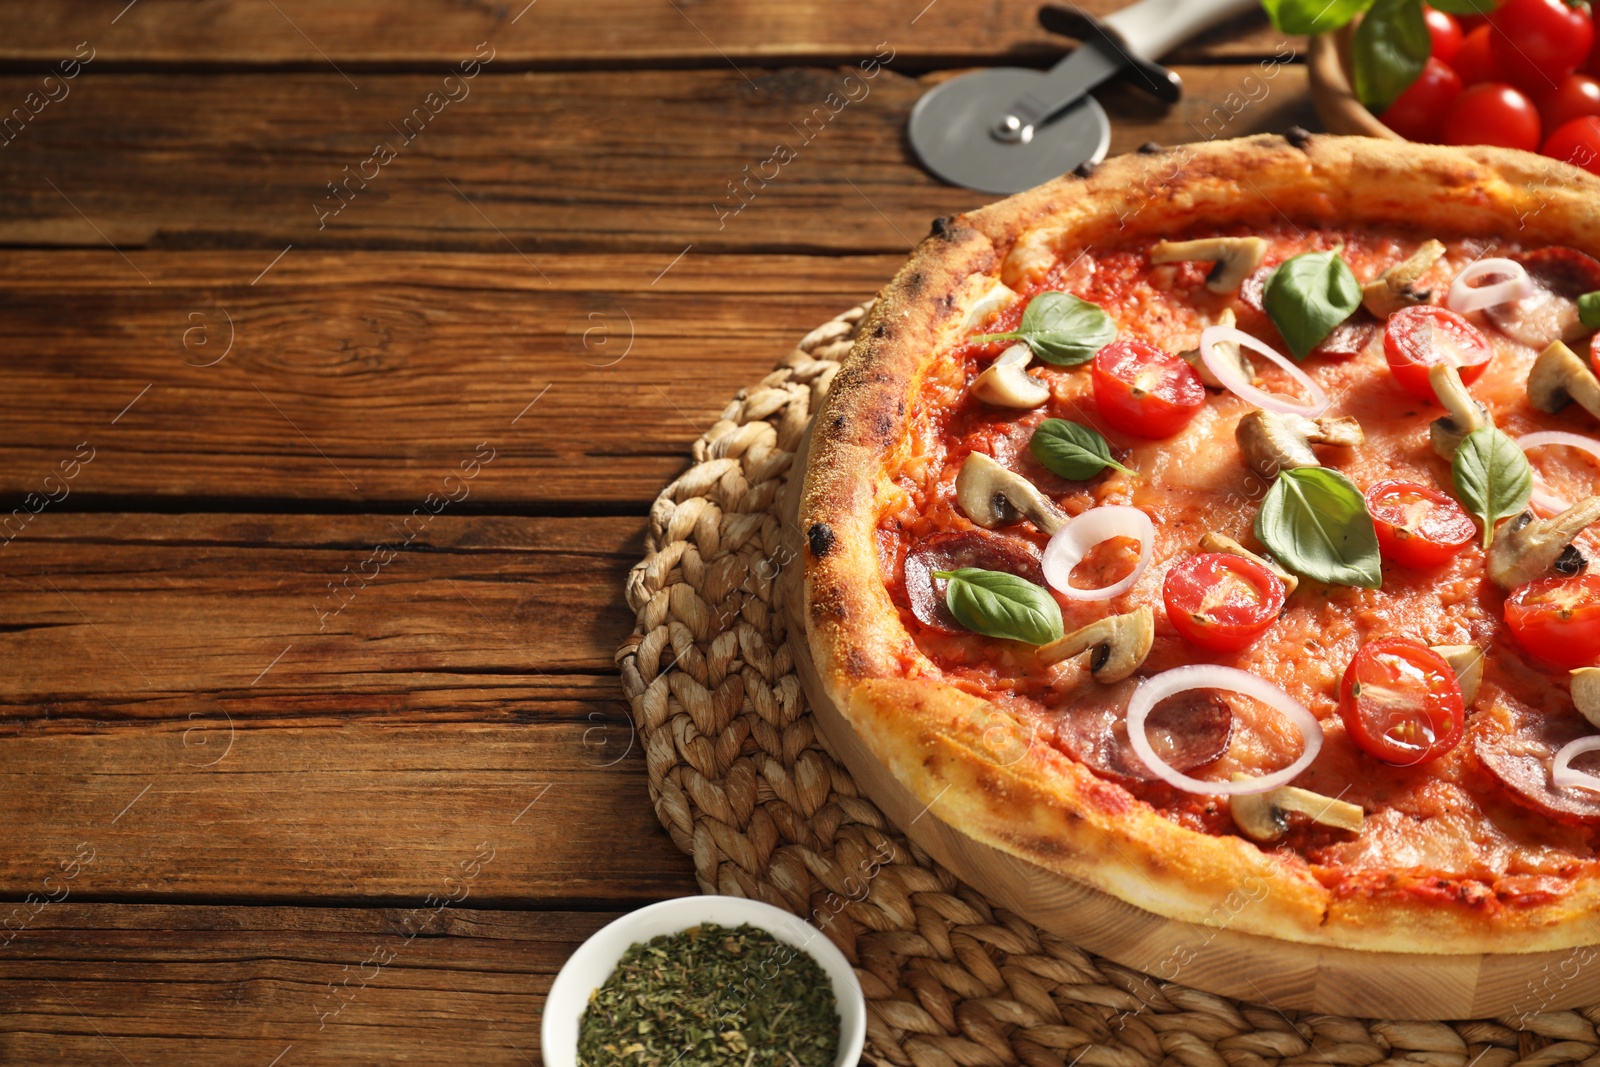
left=971, top=291, right=1116, bottom=366
left=1254, top=468, right=1383, bottom=589
left=1422, top=0, right=1492, bottom=13
left=1353, top=0, right=1430, bottom=113
left=1029, top=418, right=1136, bottom=480
left=933, top=568, right=1064, bottom=645
left=1452, top=426, right=1534, bottom=549
left=1261, top=0, right=1372, bottom=34
left=1579, top=291, right=1600, bottom=329
left=1263, top=248, right=1363, bottom=360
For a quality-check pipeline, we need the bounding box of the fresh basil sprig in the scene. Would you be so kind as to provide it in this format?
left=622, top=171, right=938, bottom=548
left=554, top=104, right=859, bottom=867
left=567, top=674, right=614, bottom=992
left=1353, top=0, right=1429, bottom=113
left=1255, top=467, right=1382, bottom=589
left=1452, top=426, right=1533, bottom=549
left=1263, top=248, right=1362, bottom=360
left=933, top=568, right=1064, bottom=645
left=971, top=292, right=1116, bottom=367
left=1579, top=291, right=1600, bottom=329
left=1029, top=418, right=1136, bottom=480
left=1260, top=0, right=1493, bottom=121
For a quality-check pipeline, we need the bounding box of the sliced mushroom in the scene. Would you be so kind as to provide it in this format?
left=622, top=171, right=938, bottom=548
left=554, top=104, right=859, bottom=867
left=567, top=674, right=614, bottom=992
left=1486, top=494, right=1600, bottom=590
left=1361, top=239, right=1446, bottom=318
left=1428, top=362, right=1492, bottom=460
left=1572, top=668, right=1600, bottom=730
left=1235, top=410, right=1365, bottom=481
left=1229, top=778, right=1365, bottom=842
left=1430, top=644, right=1484, bottom=707
left=971, top=360, right=1050, bottom=408
left=1179, top=307, right=1253, bottom=389
left=1036, top=606, right=1154, bottom=683
left=1151, top=237, right=1268, bottom=294
left=1528, top=340, right=1600, bottom=422
left=1198, top=531, right=1299, bottom=596
left=955, top=452, right=1066, bottom=535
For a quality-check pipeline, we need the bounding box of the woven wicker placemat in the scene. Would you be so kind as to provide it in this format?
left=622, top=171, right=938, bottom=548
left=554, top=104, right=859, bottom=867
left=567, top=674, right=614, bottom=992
left=616, top=303, right=1600, bottom=1067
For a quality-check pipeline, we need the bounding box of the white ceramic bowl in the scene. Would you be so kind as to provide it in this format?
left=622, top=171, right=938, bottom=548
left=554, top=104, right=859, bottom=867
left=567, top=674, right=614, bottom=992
left=541, top=894, right=867, bottom=1067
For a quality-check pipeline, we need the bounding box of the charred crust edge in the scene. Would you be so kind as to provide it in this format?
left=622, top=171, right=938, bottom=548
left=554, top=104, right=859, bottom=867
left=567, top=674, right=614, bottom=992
left=1074, top=160, right=1100, bottom=179
left=1285, top=126, right=1313, bottom=150
left=1137, top=141, right=1163, bottom=155
left=807, top=522, right=836, bottom=559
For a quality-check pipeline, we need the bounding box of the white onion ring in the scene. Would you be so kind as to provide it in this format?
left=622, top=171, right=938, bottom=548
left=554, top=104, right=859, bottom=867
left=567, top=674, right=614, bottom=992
left=1199, top=326, right=1330, bottom=418
left=1517, top=431, right=1600, bottom=516
left=1447, top=257, right=1534, bottom=314
left=1552, top=736, right=1600, bottom=794
left=994, top=341, right=1032, bottom=368
left=1126, top=665, right=1323, bottom=796
left=1041, top=505, right=1153, bottom=602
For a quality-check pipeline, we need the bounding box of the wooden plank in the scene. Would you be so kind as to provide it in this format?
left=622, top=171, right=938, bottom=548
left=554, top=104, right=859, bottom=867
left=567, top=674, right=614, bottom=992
left=0, top=66, right=1313, bottom=254
left=0, top=514, right=650, bottom=693
left=0, top=1, right=1293, bottom=68
left=0, top=904, right=628, bottom=1065
left=0, top=514, right=700, bottom=902
left=0, top=719, right=695, bottom=904
left=0, top=251, right=897, bottom=508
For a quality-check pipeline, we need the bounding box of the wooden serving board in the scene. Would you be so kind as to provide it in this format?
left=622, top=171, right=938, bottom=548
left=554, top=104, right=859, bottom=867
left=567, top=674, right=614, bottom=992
left=779, top=431, right=1600, bottom=1020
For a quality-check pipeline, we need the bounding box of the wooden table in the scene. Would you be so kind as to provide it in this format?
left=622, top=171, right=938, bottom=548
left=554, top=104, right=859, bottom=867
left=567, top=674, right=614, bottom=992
left=0, top=4, right=1308, bottom=1062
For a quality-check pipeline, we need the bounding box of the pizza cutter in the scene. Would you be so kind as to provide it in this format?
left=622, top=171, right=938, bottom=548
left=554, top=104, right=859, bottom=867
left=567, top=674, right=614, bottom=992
left=908, top=0, right=1260, bottom=194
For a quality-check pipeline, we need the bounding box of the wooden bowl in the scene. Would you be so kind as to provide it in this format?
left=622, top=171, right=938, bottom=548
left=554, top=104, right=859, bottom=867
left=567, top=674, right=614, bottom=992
left=1308, top=23, right=1404, bottom=139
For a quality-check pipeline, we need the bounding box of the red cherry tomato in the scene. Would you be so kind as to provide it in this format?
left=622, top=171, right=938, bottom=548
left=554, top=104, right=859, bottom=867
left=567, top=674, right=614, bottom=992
left=1382, top=57, right=1465, bottom=141
left=1591, top=330, right=1600, bottom=376
left=1540, top=74, right=1600, bottom=132
left=1091, top=340, right=1204, bottom=439
left=1490, top=0, right=1595, bottom=96
left=1543, top=115, right=1600, bottom=173
left=1381, top=305, right=1494, bottom=401
left=1424, top=6, right=1464, bottom=66
left=1505, top=574, right=1600, bottom=668
left=1363, top=480, right=1478, bottom=569
left=1339, top=639, right=1466, bottom=767
left=1442, top=83, right=1543, bottom=149
left=1162, top=553, right=1286, bottom=653
left=1454, top=25, right=1503, bottom=86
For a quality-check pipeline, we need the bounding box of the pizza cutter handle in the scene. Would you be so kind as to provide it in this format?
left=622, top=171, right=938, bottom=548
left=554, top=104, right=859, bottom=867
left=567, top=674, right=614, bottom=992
left=1102, top=0, right=1261, bottom=63
left=1035, top=0, right=1258, bottom=104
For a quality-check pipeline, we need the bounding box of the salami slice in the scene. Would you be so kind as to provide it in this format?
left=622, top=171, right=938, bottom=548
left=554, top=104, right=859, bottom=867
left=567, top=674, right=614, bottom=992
left=903, top=530, right=1043, bottom=633
left=1474, top=700, right=1600, bottom=823
left=1486, top=247, right=1600, bottom=349
left=1238, top=264, right=1378, bottom=359
left=1056, top=687, right=1234, bottom=781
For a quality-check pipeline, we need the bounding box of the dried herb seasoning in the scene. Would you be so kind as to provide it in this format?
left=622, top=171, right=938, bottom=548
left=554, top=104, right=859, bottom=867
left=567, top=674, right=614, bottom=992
left=577, top=922, right=840, bottom=1067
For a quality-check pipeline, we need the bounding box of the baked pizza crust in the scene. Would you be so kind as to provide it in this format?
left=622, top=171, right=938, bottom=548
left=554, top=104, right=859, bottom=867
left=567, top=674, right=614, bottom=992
left=799, top=134, right=1600, bottom=955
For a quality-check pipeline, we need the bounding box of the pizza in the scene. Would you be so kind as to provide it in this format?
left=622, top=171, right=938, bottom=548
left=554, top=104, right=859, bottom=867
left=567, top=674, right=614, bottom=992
left=798, top=133, right=1600, bottom=954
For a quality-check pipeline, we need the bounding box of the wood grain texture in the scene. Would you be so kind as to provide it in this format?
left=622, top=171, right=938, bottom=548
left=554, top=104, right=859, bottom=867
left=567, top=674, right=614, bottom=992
left=0, top=1, right=1294, bottom=67
left=0, top=65, right=1313, bottom=254
left=0, top=512, right=696, bottom=902
left=0, top=251, right=897, bottom=508
left=0, top=904, right=622, bottom=1065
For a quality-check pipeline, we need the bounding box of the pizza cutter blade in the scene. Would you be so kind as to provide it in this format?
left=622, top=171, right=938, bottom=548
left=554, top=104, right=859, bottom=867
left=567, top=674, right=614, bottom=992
left=908, top=0, right=1258, bottom=195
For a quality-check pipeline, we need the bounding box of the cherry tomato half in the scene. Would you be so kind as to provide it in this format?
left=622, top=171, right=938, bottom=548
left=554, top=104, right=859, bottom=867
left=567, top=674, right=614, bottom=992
left=1544, top=115, right=1600, bottom=174
left=1091, top=340, right=1204, bottom=439
left=1591, top=330, right=1600, bottom=376
left=1364, top=480, right=1478, bottom=569
left=1540, top=74, right=1600, bottom=133
left=1424, top=6, right=1464, bottom=67
left=1382, top=305, right=1494, bottom=401
left=1442, top=83, right=1543, bottom=150
left=1505, top=573, right=1600, bottom=668
left=1339, top=639, right=1466, bottom=767
left=1490, top=0, right=1595, bottom=96
left=1454, top=25, right=1502, bottom=87
left=1162, top=553, right=1286, bottom=653
left=1382, top=57, right=1464, bottom=141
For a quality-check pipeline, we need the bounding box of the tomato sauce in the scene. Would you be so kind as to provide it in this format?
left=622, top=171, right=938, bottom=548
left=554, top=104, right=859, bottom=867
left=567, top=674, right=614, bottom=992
left=880, top=224, right=1600, bottom=901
